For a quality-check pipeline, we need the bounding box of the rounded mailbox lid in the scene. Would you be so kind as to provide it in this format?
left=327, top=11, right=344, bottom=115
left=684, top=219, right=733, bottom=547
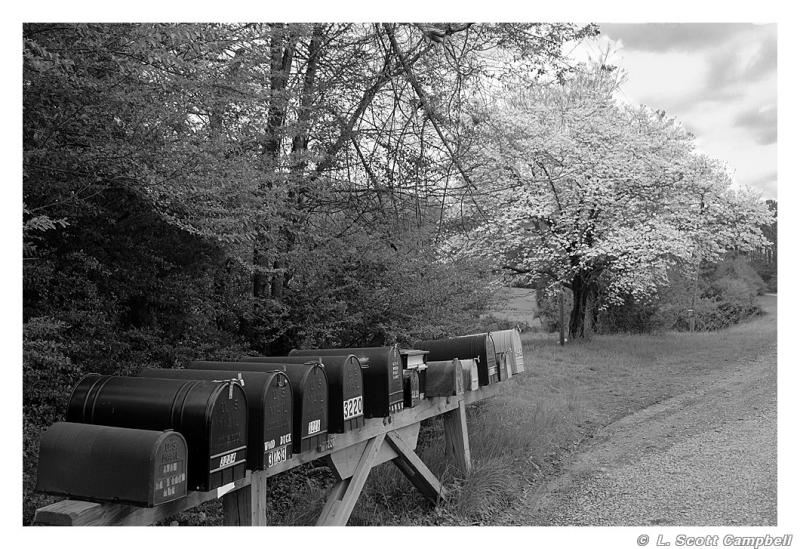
left=35, top=422, right=188, bottom=507
left=288, top=363, right=328, bottom=438
left=490, top=329, right=525, bottom=374
left=207, top=385, right=248, bottom=474
left=151, top=429, right=189, bottom=505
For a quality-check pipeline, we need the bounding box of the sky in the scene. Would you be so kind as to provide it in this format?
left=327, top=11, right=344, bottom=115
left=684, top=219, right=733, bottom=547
left=570, top=23, right=777, bottom=200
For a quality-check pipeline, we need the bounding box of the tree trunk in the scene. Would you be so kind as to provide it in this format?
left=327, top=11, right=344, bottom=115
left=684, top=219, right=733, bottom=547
left=568, top=273, right=593, bottom=339
left=253, top=24, right=298, bottom=299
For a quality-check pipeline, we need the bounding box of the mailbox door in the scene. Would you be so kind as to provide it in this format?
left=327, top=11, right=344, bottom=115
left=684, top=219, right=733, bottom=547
left=512, top=329, right=525, bottom=374
left=263, top=372, right=293, bottom=468
left=339, top=356, right=365, bottom=432
left=484, top=334, right=499, bottom=385
left=206, top=385, right=249, bottom=488
left=403, top=369, right=420, bottom=408
left=151, top=431, right=189, bottom=505
left=297, top=365, right=329, bottom=453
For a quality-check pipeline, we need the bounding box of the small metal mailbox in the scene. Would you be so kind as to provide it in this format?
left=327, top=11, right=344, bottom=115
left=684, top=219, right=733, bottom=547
left=415, top=334, right=499, bottom=386
left=290, top=346, right=404, bottom=418
left=424, top=359, right=465, bottom=397
left=400, top=349, right=428, bottom=399
left=66, top=374, right=248, bottom=492
left=460, top=358, right=479, bottom=391
left=495, top=352, right=509, bottom=381
left=140, top=368, right=293, bottom=471
left=490, top=329, right=525, bottom=374
left=190, top=361, right=329, bottom=454
left=36, top=422, right=188, bottom=507
left=403, top=368, right=421, bottom=408
left=238, top=355, right=365, bottom=434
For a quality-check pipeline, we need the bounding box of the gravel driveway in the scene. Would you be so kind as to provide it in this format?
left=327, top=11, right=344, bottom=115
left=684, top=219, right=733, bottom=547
left=509, top=299, right=777, bottom=526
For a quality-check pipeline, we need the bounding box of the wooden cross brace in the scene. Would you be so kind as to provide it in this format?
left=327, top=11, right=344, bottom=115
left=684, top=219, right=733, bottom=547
left=317, top=427, right=448, bottom=526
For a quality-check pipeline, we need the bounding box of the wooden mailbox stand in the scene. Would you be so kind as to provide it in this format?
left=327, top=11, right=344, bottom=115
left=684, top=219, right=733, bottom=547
left=33, top=383, right=503, bottom=527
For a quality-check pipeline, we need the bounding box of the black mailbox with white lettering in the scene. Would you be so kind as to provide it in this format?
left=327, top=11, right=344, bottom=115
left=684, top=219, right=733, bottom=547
left=66, top=374, right=248, bottom=492
left=191, top=361, right=329, bottom=454
left=36, top=422, right=188, bottom=507
left=415, top=334, right=499, bottom=386
left=140, top=368, right=293, bottom=471
left=290, top=346, right=404, bottom=418
left=238, top=355, right=365, bottom=434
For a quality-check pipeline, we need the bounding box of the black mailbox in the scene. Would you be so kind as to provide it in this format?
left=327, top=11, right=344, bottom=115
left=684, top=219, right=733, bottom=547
left=495, top=352, right=509, bottom=381
left=403, top=368, right=420, bottom=408
left=238, top=355, right=365, bottom=434
left=139, top=368, right=293, bottom=471
left=66, top=374, right=248, bottom=492
left=36, top=422, right=188, bottom=507
left=190, top=361, right=329, bottom=454
left=415, top=334, right=498, bottom=386
left=424, top=359, right=465, bottom=397
left=290, top=346, right=404, bottom=418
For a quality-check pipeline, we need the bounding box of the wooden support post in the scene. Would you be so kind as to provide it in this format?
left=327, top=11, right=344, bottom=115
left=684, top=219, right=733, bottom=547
left=222, top=485, right=252, bottom=526
left=442, top=399, right=472, bottom=473
left=221, top=471, right=268, bottom=526
left=386, top=430, right=447, bottom=502
left=249, top=470, right=268, bottom=526
left=316, top=433, right=386, bottom=526
left=317, top=479, right=348, bottom=523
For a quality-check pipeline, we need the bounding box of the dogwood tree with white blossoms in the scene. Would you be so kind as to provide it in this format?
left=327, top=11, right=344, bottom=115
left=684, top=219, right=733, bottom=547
left=464, top=66, right=772, bottom=338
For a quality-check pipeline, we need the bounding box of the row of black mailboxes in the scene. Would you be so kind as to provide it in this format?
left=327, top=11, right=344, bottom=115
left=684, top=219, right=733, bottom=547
left=36, top=347, right=414, bottom=503
left=36, top=336, right=523, bottom=507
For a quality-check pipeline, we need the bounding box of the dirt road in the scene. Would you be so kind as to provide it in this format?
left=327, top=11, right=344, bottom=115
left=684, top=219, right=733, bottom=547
left=505, top=296, right=777, bottom=526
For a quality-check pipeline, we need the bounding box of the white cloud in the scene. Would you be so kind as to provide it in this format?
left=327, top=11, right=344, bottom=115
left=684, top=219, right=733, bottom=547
left=569, top=23, right=777, bottom=199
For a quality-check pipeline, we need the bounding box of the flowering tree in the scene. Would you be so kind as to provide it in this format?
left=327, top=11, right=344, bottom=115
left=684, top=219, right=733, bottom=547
left=464, top=66, right=773, bottom=338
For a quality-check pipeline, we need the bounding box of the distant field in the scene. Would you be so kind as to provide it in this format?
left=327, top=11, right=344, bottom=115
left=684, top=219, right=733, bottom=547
left=487, top=287, right=543, bottom=330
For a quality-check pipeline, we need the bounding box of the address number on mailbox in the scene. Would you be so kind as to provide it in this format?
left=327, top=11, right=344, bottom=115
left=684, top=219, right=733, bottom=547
left=343, top=396, right=363, bottom=420
left=266, top=445, right=288, bottom=468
